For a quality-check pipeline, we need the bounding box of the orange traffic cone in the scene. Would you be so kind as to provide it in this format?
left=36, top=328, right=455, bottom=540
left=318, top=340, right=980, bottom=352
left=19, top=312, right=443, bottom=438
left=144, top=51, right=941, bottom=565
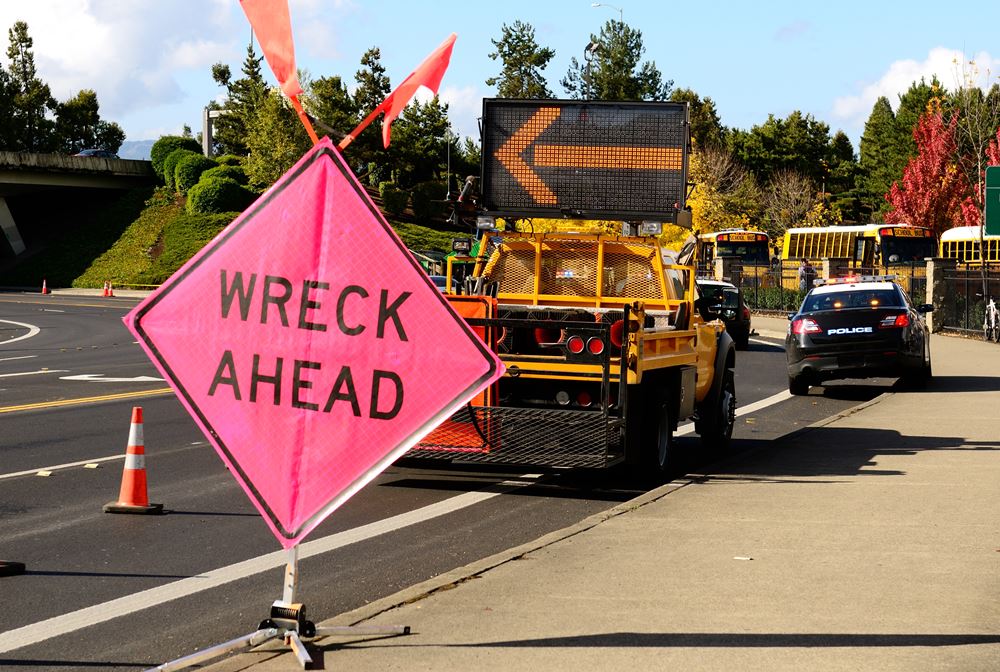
left=41, top=279, right=50, bottom=295
left=102, top=281, right=109, bottom=297
left=104, top=407, right=163, bottom=514
left=107, top=281, right=115, bottom=297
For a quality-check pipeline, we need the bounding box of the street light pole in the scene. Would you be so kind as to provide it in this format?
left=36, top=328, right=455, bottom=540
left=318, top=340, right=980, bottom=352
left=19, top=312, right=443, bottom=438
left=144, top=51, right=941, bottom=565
left=591, top=2, right=623, bottom=22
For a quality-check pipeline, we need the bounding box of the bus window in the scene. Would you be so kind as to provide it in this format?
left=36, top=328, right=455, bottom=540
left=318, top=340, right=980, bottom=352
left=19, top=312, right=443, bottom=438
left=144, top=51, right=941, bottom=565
left=882, top=236, right=936, bottom=264
left=855, top=237, right=874, bottom=268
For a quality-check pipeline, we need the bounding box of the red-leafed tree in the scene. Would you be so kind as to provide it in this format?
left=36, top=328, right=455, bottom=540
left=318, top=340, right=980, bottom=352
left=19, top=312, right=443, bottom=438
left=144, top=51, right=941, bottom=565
left=884, top=109, right=970, bottom=236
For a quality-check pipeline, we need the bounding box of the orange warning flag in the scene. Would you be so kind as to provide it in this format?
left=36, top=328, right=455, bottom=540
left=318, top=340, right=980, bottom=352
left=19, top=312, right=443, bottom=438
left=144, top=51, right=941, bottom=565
left=239, top=0, right=302, bottom=98
left=340, top=33, right=457, bottom=150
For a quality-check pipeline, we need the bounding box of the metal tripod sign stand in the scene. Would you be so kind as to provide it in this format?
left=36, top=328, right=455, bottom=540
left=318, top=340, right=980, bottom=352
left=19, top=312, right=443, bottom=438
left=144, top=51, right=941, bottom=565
left=150, top=545, right=409, bottom=670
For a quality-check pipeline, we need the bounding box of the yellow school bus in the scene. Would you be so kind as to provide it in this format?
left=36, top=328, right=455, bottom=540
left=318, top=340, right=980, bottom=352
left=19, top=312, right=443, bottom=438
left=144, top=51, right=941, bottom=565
left=782, top=224, right=936, bottom=269
left=697, top=229, right=771, bottom=267
left=939, top=225, right=1000, bottom=265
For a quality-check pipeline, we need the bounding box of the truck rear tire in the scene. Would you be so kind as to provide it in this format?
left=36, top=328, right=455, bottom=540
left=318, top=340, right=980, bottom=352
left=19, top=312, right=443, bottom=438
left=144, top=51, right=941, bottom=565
left=699, top=367, right=736, bottom=452
left=644, top=384, right=678, bottom=475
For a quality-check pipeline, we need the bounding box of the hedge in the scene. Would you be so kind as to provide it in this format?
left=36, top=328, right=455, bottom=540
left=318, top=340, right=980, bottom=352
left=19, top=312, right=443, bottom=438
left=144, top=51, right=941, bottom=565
left=410, top=180, right=447, bottom=222
left=174, top=154, right=218, bottom=194
left=379, top=181, right=409, bottom=217
left=201, top=164, right=248, bottom=186
left=163, top=149, right=200, bottom=191
left=150, top=136, right=201, bottom=180
left=186, top=176, right=256, bottom=215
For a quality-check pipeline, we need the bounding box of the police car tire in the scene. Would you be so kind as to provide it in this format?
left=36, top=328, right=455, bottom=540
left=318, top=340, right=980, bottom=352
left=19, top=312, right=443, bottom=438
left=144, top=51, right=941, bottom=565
left=788, top=374, right=809, bottom=396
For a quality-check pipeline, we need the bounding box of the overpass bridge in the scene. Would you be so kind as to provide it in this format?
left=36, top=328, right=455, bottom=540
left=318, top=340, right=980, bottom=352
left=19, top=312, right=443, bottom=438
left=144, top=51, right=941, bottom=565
left=0, top=151, right=156, bottom=256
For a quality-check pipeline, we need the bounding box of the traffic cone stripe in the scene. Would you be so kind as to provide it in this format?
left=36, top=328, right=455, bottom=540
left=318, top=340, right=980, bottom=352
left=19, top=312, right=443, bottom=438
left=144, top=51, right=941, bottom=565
left=123, top=452, right=145, bottom=470
left=103, top=405, right=163, bottom=515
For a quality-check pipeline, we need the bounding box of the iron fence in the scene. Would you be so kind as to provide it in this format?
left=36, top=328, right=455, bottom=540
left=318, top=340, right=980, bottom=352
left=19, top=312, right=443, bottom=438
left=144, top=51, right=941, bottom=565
left=939, top=265, right=1000, bottom=335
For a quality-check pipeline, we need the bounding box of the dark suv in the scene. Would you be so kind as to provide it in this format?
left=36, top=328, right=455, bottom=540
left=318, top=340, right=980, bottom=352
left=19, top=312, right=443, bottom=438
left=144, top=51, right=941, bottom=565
left=785, top=276, right=932, bottom=394
left=697, top=279, right=751, bottom=349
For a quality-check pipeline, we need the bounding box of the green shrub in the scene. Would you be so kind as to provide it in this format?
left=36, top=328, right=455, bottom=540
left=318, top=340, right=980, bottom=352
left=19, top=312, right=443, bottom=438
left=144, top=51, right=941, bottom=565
left=214, top=154, right=243, bottom=167
left=150, top=136, right=201, bottom=181
left=410, top=180, right=447, bottom=222
left=163, top=149, right=199, bottom=191
left=174, top=154, right=218, bottom=194
left=200, top=164, right=248, bottom=185
left=380, top=182, right=409, bottom=217
left=186, top=177, right=255, bottom=215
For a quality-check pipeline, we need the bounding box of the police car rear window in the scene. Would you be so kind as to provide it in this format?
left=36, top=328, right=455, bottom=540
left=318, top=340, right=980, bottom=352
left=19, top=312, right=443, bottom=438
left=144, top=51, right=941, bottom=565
left=803, top=289, right=902, bottom=312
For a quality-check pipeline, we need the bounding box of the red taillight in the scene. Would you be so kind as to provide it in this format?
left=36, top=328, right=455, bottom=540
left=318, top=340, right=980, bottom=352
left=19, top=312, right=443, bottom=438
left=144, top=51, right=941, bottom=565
left=741, top=306, right=750, bottom=321
left=566, top=335, right=585, bottom=354
left=879, top=314, right=910, bottom=328
left=791, top=318, right=822, bottom=335
left=576, top=390, right=593, bottom=407
left=610, top=320, right=625, bottom=348
left=587, top=337, right=605, bottom=355
left=534, top=327, right=563, bottom=345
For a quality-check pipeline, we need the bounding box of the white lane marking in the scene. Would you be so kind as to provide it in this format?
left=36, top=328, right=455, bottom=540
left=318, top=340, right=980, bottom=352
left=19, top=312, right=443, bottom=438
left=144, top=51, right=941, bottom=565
left=0, top=477, right=538, bottom=654
left=0, top=319, right=41, bottom=345
left=677, top=389, right=793, bottom=437
left=0, top=454, right=125, bottom=480
left=41, top=309, right=65, bottom=313
left=0, top=355, right=37, bottom=363
left=59, top=374, right=164, bottom=383
left=0, top=369, right=69, bottom=379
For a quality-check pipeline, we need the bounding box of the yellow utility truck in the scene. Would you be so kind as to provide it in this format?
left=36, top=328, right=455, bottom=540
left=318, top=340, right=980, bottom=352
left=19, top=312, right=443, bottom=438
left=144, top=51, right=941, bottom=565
left=408, top=100, right=736, bottom=476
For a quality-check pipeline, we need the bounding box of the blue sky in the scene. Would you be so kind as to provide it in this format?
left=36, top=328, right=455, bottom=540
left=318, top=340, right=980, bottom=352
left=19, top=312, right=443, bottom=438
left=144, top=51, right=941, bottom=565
left=1, top=0, right=998, bottom=153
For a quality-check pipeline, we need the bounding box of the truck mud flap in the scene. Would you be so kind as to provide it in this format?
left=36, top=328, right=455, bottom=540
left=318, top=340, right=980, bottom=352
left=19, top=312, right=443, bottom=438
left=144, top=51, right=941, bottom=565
left=410, top=406, right=621, bottom=469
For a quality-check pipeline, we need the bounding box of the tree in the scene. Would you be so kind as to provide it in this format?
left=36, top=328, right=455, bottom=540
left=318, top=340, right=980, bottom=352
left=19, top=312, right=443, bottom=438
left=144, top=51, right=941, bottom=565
left=670, top=88, right=723, bottom=149
left=306, top=75, right=358, bottom=142
left=763, top=169, right=817, bottom=239
left=827, top=130, right=860, bottom=221
left=728, top=111, right=831, bottom=186
left=894, top=77, right=941, bottom=167
left=6, top=21, right=56, bottom=152
left=54, top=89, right=124, bottom=154
left=210, top=42, right=267, bottom=156
left=884, top=109, right=968, bottom=236
left=486, top=20, right=554, bottom=98
left=857, top=96, right=898, bottom=220
left=687, top=146, right=762, bottom=234
left=0, top=60, right=21, bottom=149
left=560, top=20, right=671, bottom=101
left=351, top=47, right=392, bottom=180
left=387, top=96, right=451, bottom=188
left=243, top=89, right=311, bottom=190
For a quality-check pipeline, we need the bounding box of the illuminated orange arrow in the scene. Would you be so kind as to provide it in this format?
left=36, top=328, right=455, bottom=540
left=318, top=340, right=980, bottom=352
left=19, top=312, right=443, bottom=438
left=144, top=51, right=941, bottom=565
left=495, top=107, right=684, bottom=206
left=495, top=107, right=561, bottom=205
left=534, top=145, right=683, bottom=170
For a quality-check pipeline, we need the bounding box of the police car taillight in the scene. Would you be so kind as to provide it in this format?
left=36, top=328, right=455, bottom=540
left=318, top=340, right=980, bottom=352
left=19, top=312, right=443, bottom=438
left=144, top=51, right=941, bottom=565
left=791, top=317, right=822, bottom=334
left=879, top=314, right=910, bottom=328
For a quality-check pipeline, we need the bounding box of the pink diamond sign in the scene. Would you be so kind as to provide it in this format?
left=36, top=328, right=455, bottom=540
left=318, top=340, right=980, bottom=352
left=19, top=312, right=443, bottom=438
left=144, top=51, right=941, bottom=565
left=124, top=138, right=503, bottom=548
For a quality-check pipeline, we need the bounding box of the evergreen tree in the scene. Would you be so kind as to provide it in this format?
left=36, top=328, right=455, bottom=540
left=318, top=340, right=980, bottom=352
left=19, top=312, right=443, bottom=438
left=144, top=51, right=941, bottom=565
left=670, top=88, right=723, bottom=149
left=54, top=89, right=124, bottom=154
left=210, top=42, right=267, bottom=156
left=307, top=75, right=358, bottom=143
left=388, top=97, right=451, bottom=187
left=0, top=59, right=19, bottom=149
left=560, top=20, right=671, bottom=101
left=827, top=130, right=860, bottom=221
left=728, top=111, right=831, bottom=185
left=857, top=96, right=897, bottom=220
left=894, top=76, right=940, bottom=167
left=486, top=20, right=554, bottom=98
left=6, top=21, right=56, bottom=152
left=244, top=89, right=311, bottom=190
left=352, top=47, right=392, bottom=182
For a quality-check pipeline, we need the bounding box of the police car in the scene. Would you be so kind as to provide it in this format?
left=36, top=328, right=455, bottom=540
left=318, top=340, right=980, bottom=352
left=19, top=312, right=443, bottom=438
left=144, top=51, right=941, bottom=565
left=785, top=276, right=933, bottom=395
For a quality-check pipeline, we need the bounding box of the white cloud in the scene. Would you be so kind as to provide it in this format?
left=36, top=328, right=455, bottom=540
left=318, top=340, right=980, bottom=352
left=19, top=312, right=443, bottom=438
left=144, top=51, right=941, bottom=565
left=832, top=47, right=1000, bottom=129
left=438, top=84, right=483, bottom=143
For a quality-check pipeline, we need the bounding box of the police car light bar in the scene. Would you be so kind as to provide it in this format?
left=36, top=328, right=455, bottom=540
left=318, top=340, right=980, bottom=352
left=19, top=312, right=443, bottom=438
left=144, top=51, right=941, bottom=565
left=820, top=274, right=898, bottom=285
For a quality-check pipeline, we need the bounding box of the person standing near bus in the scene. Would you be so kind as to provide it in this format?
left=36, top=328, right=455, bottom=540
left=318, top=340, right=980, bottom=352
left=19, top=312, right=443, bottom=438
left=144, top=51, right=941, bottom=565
left=798, top=258, right=816, bottom=290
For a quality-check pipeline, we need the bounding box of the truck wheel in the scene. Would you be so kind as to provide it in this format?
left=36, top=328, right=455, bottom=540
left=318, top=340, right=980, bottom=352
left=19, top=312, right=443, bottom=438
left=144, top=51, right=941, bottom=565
left=700, top=368, right=736, bottom=452
left=645, top=386, right=677, bottom=475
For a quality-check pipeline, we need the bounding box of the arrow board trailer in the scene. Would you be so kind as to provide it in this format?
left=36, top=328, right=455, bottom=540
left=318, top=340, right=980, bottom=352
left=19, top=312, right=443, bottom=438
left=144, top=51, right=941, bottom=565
left=480, top=99, right=690, bottom=221
left=409, top=100, right=736, bottom=478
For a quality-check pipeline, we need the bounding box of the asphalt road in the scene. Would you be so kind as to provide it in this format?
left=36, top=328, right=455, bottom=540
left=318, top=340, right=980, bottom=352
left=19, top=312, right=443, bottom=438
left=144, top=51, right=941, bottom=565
left=0, top=292, right=893, bottom=670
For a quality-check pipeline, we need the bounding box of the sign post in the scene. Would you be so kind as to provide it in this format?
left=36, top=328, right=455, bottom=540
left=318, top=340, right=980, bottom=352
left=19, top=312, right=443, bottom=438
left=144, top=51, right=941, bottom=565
left=132, top=138, right=503, bottom=669
left=985, top=166, right=1000, bottom=236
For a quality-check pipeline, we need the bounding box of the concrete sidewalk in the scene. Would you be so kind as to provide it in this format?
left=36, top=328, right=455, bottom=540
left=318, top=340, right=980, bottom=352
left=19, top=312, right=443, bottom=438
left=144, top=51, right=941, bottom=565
left=198, top=318, right=1000, bottom=671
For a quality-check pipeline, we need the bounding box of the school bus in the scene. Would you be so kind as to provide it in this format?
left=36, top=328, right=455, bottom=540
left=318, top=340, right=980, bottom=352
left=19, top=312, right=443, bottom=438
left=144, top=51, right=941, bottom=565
left=697, top=229, right=771, bottom=267
left=781, top=224, right=936, bottom=269
left=939, top=225, right=1000, bottom=265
